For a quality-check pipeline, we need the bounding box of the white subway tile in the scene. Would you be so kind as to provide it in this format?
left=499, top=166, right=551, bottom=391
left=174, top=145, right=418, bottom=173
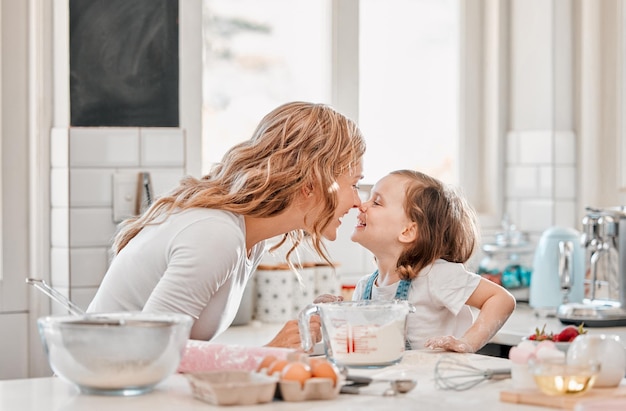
left=140, top=128, right=185, bottom=167
left=504, top=200, right=521, bottom=226
left=70, top=128, right=140, bottom=167
left=70, top=287, right=99, bottom=311
left=69, top=208, right=118, bottom=247
left=70, top=169, right=114, bottom=207
left=554, top=200, right=578, bottom=228
left=51, top=207, right=69, bottom=247
left=51, top=168, right=69, bottom=207
left=554, top=130, right=576, bottom=165
left=554, top=166, right=576, bottom=199
left=69, top=248, right=110, bottom=287
left=51, top=127, right=69, bottom=168
left=538, top=166, right=553, bottom=198
left=518, top=200, right=554, bottom=231
left=145, top=168, right=186, bottom=197
left=518, top=131, right=553, bottom=165
left=506, top=166, right=539, bottom=197
left=50, top=286, right=72, bottom=315
left=50, top=247, right=70, bottom=287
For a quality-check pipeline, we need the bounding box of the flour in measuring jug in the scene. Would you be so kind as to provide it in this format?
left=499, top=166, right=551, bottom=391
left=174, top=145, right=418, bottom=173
left=328, top=320, right=405, bottom=365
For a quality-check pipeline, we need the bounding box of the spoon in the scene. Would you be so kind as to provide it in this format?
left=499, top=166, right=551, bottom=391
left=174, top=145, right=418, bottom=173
left=342, top=375, right=417, bottom=396
left=382, top=379, right=418, bottom=396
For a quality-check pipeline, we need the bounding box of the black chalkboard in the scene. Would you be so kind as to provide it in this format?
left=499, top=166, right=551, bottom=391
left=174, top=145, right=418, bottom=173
left=70, top=0, right=179, bottom=127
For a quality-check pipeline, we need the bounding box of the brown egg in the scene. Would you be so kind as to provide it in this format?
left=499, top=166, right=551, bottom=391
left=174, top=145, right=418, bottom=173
left=256, top=355, right=277, bottom=372
left=280, top=362, right=312, bottom=387
left=267, top=359, right=289, bottom=376
left=310, top=359, right=339, bottom=387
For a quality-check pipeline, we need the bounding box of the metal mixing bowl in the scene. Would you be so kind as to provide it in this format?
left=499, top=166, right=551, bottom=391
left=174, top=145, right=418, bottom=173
left=37, top=312, right=193, bottom=396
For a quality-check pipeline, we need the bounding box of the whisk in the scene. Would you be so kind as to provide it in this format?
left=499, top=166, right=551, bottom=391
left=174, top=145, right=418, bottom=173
left=433, top=355, right=511, bottom=391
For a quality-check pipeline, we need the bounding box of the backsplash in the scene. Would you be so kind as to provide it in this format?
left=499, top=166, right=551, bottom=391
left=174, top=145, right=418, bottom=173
left=504, top=130, right=578, bottom=241
left=49, top=127, right=186, bottom=311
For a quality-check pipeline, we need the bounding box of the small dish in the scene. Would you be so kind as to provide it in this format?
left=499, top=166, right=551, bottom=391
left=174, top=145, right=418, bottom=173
left=529, top=358, right=600, bottom=396
left=184, top=370, right=277, bottom=406
left=521, top=337, right=571, bottom=353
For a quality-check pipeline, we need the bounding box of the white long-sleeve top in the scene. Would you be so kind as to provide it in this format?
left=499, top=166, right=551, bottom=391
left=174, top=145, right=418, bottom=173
left=87, top=208, right=266, bottom=341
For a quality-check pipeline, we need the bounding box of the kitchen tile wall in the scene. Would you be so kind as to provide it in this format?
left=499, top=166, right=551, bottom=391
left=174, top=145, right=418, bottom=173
left=50, top=127, right=186, bottom=311
left=504, top=130, right=578, bottom=240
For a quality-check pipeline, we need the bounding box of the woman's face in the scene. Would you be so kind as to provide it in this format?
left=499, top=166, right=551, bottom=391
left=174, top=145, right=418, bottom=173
left=316, top=161, right=364, bottom=241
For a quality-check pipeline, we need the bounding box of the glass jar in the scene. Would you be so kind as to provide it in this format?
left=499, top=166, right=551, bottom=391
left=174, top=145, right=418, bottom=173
left=478, top=216, right=534, bottom=290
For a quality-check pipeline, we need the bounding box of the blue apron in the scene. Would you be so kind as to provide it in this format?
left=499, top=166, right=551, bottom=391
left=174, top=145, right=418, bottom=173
left=361, top=270, right=412, bottom=350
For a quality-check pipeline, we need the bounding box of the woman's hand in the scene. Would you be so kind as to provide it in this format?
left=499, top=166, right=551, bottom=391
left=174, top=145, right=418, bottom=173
left=264, top=316, right=322, bottom=350
left=424, top=335, right=474, bottom=353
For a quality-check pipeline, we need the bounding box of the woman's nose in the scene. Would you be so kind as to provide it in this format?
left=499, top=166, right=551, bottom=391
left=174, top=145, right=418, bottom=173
left=353, top=190, right=362, bottom=208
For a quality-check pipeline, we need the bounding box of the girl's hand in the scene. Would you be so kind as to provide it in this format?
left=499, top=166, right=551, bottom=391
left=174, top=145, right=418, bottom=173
left=313, top=294, right=344, bottom=303
left=424, top=335, right=474, bottom=353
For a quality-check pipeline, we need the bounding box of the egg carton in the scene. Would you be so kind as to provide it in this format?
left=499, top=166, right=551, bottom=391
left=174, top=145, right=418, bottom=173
left=184, top=370, right=277, bottom=406
left=276, top=377, right=341, bottom=402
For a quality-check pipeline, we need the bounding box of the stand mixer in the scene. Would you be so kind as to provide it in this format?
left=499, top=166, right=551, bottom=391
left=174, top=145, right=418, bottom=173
left=557, top=206, right=626, bottom=326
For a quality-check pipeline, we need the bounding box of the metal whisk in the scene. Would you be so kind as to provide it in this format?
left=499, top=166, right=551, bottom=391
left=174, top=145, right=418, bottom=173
left=433, top=355, right=511, bottom=391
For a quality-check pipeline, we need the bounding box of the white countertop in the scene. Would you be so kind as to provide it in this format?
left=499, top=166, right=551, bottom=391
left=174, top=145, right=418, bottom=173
left=3, top=304, right=626, bottom=411
left=489, top=303, right=626, bottom=348
left=0, top=351, right=566, bottom=411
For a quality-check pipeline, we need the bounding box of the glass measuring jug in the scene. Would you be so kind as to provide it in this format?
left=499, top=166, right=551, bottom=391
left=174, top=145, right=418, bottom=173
left=298, top=300, right=415, bottom=368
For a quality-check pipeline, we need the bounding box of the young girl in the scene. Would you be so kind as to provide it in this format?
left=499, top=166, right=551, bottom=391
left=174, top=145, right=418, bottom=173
left=87, top=102, right=366, bottom=349
left=351, top=170, right=515, bottom=353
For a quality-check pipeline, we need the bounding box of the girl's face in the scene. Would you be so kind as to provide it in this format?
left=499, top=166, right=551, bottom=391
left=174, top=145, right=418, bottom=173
left=351, top=174, right=415, bottom=253
left=314, top=161, right=364, bottom=241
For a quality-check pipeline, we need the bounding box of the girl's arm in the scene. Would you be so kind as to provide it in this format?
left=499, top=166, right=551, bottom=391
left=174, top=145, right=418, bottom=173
left=425, top=278, right=516, bottom=353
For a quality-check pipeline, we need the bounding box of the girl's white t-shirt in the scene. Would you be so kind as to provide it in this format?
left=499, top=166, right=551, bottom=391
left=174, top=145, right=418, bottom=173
left=87, top=208, right=266, bottom=341
left=352, top=259, right=481, bottom=349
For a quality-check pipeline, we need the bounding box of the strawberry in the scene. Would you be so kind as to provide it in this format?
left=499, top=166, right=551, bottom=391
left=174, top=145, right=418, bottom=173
left=554, top=323, right=587, bottom=342
left=528, top=324, right=554, bottom=342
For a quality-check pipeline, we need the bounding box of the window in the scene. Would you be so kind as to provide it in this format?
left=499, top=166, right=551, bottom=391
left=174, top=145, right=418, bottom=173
left=359, top=0, right=458, bottom=184
left=201, top=0, right=331, bottom=174
left=201, top=0, right=460, bottom=185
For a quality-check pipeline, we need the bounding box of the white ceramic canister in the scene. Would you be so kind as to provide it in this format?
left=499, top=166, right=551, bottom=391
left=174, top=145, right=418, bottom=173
left=566, top=334, right=626, bottom=387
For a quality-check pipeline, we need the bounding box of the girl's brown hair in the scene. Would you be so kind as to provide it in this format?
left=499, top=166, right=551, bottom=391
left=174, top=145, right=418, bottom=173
left=113, top=102, right=365, bottom=266
left=392, top=170, right=478, bottom=280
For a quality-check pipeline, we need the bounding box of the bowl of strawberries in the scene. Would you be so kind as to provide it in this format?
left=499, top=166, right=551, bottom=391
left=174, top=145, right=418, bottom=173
left=523, top=323, right=587, bottom=352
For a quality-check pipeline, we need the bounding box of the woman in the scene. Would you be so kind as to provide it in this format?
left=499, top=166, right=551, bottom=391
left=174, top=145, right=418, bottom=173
left=87, top=102, right=366, bottom=348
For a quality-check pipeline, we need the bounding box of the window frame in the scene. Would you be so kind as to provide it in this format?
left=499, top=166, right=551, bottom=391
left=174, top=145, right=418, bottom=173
left=332, top=0, right=504, bottom=230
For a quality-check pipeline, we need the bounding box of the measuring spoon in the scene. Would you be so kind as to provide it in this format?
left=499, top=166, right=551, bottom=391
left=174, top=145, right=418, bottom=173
left=342, top=375, right=417, bottom=395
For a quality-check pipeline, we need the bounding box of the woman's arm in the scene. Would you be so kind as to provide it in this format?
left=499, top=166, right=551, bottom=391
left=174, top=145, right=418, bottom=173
left=425, top=278, right=516, bottom=353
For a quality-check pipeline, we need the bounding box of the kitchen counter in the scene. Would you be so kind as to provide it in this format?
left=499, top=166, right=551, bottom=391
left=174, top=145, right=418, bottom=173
left=3, top=304, right=626, bottom=410
left=489, top=302, right=626, bottom=348
left=0, top=350, right=607, bottom=411
left=210, top=302, right=626, bottom=349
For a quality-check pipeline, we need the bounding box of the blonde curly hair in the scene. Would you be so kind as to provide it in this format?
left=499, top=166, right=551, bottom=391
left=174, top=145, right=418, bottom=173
left=113, top=101, right=366, bottom=267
